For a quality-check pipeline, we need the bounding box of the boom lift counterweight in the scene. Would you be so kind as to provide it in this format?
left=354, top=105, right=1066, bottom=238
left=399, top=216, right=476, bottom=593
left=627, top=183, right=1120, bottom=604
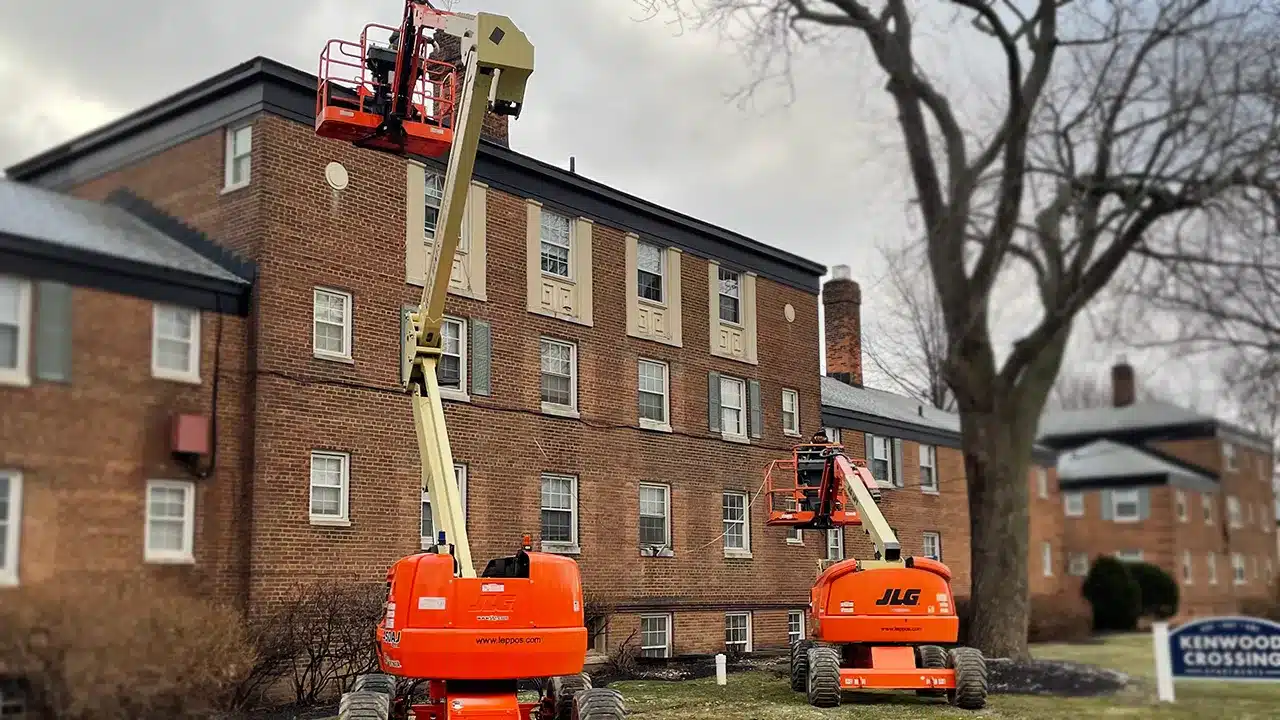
left=315, top=3, right=624, bottom=718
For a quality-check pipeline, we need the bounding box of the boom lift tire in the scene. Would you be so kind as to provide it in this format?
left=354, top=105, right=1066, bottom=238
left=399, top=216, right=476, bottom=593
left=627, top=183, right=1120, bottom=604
left=352, top=672, right=396, bottom=697
left=914, top=645, right=947, bottom=698
left=788, top=638, right=814, bottom=691
left=805, top=644, right=842, bottom=708
left=338, top=689, right=390, bottom=720
left=545, top=673, right=593, bottom=720
left=572, top=687, right=626, bottom=720
left=946, top=647, right=989, bottom=710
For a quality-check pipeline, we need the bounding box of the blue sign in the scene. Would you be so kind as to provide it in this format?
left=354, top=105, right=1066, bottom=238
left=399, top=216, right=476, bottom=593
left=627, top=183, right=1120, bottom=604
left=1169, top=616, right=1280, bottom=680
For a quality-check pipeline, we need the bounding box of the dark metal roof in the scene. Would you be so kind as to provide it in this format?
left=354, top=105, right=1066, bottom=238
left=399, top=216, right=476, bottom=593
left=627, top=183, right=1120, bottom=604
left=1038, top=400, right=1273, bottom=454
left=0, top=181, right=255, bottom=315
left=1055, top=439, right=1218, bottom=493
left=3, top=56, right=827, bottom=293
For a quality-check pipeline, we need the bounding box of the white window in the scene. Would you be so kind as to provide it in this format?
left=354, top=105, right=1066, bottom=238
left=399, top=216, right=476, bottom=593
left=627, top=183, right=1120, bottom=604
left=312, top=288, right=353, bottom=361
left=638, top=359, right=670, bottom=429
left=1228, top=496, right=1242, bottom=528
left=0, top=276, right=32, bottom=387
left=144, top=480, right=195, bottom=563
left=1036, top=467, right=1048, bottom=498
left=539, top=337, right=577, bottom=413
left=1115, top=549, right=1144, bottom=562
left=637, top=240, right=665, bottom=303
left=421, top=464, right=466, bottom=548
left=725, top=612, right=752, bottom=653
left=867, top=434, right=894, bottom=486
left=1223, top=441, right=1238, bottom=472
left=781, top=389, right=800, bottom=436
left=309, top=451, right=350, bottom=524
left=424, top=170, right=444, bottom=240
left=1208, top=552, right=1218, bottom=584
left=439, top=316, right=467, bottom=396
left=1111, top=489, right=1140, bottom=522
left=1068, top=552, right=1090, bottom=577
left=1064, top=491, right=1084, bottom=517
left=922, top=531, right=941, bottom=560
left=224, top=123, right=252, bottom=189
left=1203, top=494, right=1214, bottom=524
left=821, top=427, right=839, bottom=443
left=639, top=614, right=671, bottom=658
left=826, top=528, right=844, bottom=560
left=719, top=375, right=747, bottom=439
left=151, top=304, right=200, bottom=382
left=1042, top=541, right=1053, bottom=576
left=1176, top=490, right=1187, bottom=522
left=639, top=483, right=671, bottom=549
left=540, top=474, right=579, bottom=551
left=1182, top=550, right=1193, bottom=584
left=919, top=445, right=938, bottom=493
left=539, top=209, right=572, bottom=278
left=785, top=496, right=803, bottom=544
left=718, top=267, right=741, bottom=324
left=723, top=491, right=750, bottom=554
left=1232, top=553, right=1246, bottom=584
left=0, top=470, right=22, bottom=586
left=787, top=610, right=805, bottom=644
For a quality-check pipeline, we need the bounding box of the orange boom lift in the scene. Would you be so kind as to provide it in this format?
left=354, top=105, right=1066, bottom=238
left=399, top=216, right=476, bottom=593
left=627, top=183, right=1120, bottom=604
left=764, top=439, right=989, bottom=709
left=314, top=3, right=625, bottom=719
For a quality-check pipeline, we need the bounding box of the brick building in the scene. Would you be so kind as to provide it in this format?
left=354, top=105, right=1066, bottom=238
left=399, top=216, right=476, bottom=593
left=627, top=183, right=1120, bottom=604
left=1040, top=361, right=1278, bottom=618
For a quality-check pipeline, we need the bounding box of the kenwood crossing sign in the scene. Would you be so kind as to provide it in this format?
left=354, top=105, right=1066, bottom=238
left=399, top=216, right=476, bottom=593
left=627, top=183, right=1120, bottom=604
left=1152, top=616, right=1280, bottom=702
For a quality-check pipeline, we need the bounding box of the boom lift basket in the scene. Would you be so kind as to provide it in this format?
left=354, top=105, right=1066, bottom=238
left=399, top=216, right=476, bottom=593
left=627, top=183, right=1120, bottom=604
left=764, top=442, right=880, bottom=530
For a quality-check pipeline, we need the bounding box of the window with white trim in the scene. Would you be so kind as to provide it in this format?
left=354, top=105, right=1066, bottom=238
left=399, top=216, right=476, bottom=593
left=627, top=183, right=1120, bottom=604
left=1203, top=494, right=1214, bottom=524
left=725, top=612, right=752, bottom=653
left=1064, top=491, right=1084, bottom=517
left=718, top=267, right=741, bottom=324
left=1232, top=552, right=1246, bottom=584
left=1115, top=549, right=1144, bottom=562
left=1111, top=489, right=1140, bottom=522
left=1068, top=552, right=1089, bottom=577
left=0, top=275, right=31, bottom=387
left=0, top=470, right=22, bottom=586
left=151, top=304, right=200, bottom=382
left=922, top=531, right=941, bottom=561
left=639, top=483, right=671, bottom=549
left=719, top=375, right=747, bottom=439
left=144, top=479, right=195, bottom=563
left=723, top=491, right=750, bottom=554
left=787, top=610, right=805, bottom=644
left=920, top=445, right=938, bottom=493
left=781, top=389, right=800, bottom=436
left=540, top=209, right=573, bottom=278
left=638, top=359, right=670, bottom=429
left=637, top=240, right=665, bottom=303
left=1208, top=552, right=1218, bottom=584
left=439, top=316, right=467, bottom=395
left=539, top=337, right=577, bottom=413
left=785, top=496, right=803, bottom=544
left=1035, top=467, right=1048, bottom=499
left=1182, top=550, right=1193, bottom=584
left=224, top=123, right=252, bottom=189
left=312, top=288, right=352, bottom=361
left=1176, top=490, right=1187, bottom=522
left=640, top=614, right=671, bottom=658
left=867, top=434, right=893, bottom=485
left=540, top=474, right=579, bottom=552
left=424, top=170, right=444, bottom=240
left=1227, top=496, right=1242, bottom=528
left=309, top=451, right=350, bottom=524
left=826, top=528, right=844, bottom=560
left=1223, top=441, right=1238, bottom=472
left=1042, top=541, right=1053, bottom=576
left=421, top=464, right=466, bottom=548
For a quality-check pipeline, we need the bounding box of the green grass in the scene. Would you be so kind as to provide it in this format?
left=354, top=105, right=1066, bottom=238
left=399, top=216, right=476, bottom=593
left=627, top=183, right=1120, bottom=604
left=609, top=634, right=1280, bottom=719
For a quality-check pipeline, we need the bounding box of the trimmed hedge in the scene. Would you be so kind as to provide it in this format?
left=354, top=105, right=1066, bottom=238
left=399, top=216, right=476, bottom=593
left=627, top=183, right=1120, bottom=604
left=1082, top=555, right=1142, bottom=631
left=1127, top=561, right=1179, bottom=620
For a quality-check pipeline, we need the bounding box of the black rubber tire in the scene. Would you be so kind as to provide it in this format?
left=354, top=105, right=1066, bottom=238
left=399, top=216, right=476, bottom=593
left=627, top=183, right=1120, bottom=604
left=915, top=644, right=948, bottom=698
left=353, top=672, right=396, bottom=696
left=338, top=689, right=390, bottom=720
left=789, top=639, right=815, bottom=692
left=573, top=687, right=626, bottom=719
left=548, top=673, right=593, bottom=720
left=947, top=646, right=989, bottom=710
left=805, top=644, right=842, bottom=708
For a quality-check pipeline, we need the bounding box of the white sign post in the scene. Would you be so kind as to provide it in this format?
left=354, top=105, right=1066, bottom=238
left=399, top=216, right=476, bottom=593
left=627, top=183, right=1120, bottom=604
left=1152, top=621, right=1176, bottom=702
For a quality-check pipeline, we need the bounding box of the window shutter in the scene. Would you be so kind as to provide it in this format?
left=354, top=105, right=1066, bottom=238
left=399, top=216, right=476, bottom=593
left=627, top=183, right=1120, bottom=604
left=35, top=281, right=72, bottom=381
left=1138, top=488, right=1150, bottom=521
left=892, top=438, right=904, bottom=487
left=864, top=432, right=873, bottom=462
left=470, top=319, right=492, bottom=396
left=1101, top=490, right=1114, bottom=521
left=748, top=379, right=762, bottom=438
left=707, top=372, right=721, bottom=432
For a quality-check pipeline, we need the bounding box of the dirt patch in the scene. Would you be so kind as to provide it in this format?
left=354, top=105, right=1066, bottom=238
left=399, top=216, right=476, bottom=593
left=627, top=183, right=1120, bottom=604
left=590, top=652, right=787, bottom=687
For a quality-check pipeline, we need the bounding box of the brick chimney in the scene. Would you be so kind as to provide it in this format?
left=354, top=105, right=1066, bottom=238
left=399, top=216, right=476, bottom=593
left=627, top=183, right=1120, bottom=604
left=823, top=265, right=862, bottom=387
left=428, top=32, right=510, bottom=147
left=1112, top=358, right=1136, bottom=407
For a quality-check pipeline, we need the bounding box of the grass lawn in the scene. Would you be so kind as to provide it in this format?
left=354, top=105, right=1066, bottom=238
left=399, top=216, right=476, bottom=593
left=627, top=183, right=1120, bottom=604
left=609, top=634, right=1280, bottom=719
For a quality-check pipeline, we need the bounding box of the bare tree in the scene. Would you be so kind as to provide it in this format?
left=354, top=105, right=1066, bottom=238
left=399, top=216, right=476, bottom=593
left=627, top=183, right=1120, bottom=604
left=634, top=0, right=1280, bottom=657
left=1047, top=370, right=1110, bottom=411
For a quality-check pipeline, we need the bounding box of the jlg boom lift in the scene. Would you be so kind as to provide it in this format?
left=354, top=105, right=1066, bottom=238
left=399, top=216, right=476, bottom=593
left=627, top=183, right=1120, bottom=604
left=314, top=3, right=624, bottom=719
left=764, top=439, right=989, bottom=709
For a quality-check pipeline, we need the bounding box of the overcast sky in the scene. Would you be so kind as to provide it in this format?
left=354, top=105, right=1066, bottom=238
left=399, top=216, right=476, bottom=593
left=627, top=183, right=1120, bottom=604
left=0, top=0, right=1221, bottom=411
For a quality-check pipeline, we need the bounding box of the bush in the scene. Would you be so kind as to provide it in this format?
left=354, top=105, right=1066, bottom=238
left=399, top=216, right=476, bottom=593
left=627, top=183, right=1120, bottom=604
left=1028, top=594, right=1093, bottom=643
left=1240, top=573, right=1280, bottom=622
left=0, top=575, right=255, bottom=720
left=1127, top=561, right=1180, bottom=620
left=1082, top=556, right=1142, bottom=631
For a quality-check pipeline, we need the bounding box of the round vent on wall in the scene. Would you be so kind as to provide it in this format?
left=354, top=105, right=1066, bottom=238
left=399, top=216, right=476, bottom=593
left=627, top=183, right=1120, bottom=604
left=325, top=162, right=350, bottom=191
left=784, top=303, right=796, bottom=323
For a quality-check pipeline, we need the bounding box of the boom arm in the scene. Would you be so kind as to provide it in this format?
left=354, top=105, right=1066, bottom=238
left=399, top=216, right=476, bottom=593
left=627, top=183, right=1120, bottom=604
left=832, top=454, right=902, bottom=563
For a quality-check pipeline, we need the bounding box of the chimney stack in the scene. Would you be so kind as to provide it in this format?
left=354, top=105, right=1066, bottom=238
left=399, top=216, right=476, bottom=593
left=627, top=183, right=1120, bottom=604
left=1112, top=358, right=1136, bottom=407
left=823, top=264, right=863, bottom=387
left=428, top=32, right=511, bottom=147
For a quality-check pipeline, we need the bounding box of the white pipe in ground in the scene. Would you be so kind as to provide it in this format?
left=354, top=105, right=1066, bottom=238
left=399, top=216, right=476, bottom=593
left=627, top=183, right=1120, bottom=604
left=715, top=653, right=727, bottom=686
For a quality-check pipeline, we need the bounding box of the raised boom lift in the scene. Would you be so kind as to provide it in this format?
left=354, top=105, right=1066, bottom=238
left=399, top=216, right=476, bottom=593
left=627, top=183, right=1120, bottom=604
left=315, top=3, right=625, bottom=718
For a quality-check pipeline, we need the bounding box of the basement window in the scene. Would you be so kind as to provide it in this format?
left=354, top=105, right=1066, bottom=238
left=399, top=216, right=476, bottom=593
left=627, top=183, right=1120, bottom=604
left=640, top=614, right=672, bottom=658
left=725, top=612, right=752, bottom=653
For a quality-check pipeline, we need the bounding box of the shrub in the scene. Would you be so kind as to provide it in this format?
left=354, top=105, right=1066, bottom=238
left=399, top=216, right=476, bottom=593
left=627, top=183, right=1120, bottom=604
left=0, top=575, right=255, bottom=720
left=1240, top=573, right=1280, bottom=622
left=1028, top=593, right=1093, bottom=643
left=1127, top=561, right=1180, bottom=620
left=1082, top=555, right=1142, bottom=631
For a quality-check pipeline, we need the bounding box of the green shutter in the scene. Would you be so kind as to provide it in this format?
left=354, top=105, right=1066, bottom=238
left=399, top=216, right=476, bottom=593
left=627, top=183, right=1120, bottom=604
left=1138, top=488, right=1150, bottom=521
left=471, top=319, right=491, bottom=396
left=1101, top=490, right=1114, bottom=521
left=35, top=281, right=72, bottom=382
left=707, top=372, right=721, bottom=432
left=748, top=379, right=762, bottom=438
left=892, top=438, right=904, bottom=487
